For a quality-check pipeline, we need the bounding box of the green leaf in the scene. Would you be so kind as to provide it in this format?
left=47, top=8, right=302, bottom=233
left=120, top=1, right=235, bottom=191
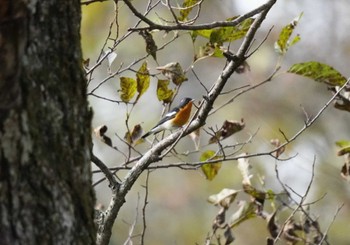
left=178, top=0, right=200, bottom=21
left=210, top=17, right=253, bottom=45
left=229, top=201, right=256, bottom=228
left=157, top=79, right=174, bottom=103
left=192, top=17, right=253, bottom=45
left=119, top=77, right=137, bottom=102
left=211, top=45, right=225, bottom=58
left=200, top=150, right=222, bottom=180
left=191, top=29, right=213, bottom=42
left=290, top=34, right=301, bottom=47
left=336, top=140, right=350, bottom=156
left=288, top=61, right=347, bottom=86
left=275, top=13, right=303, bottom=54
left=136, top=61, right=150, bottom=101
left=208, top=188, right=239, bottom=208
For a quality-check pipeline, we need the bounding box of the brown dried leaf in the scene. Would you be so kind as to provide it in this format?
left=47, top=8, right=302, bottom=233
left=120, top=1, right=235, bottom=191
left=157, top=62, right=188, bottom=85
left=212, top=207, right=226, bottom=230
left=94, top=125, right=113, bottom=147
left=124, top=124, right=143, bottom=144
left=139, top=30, right=157, bottom=61
left=209, top=119, right=245, bottom=144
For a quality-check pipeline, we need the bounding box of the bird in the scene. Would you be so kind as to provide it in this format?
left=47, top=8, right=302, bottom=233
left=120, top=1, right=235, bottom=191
left=141, top=97, right=195, bottom=139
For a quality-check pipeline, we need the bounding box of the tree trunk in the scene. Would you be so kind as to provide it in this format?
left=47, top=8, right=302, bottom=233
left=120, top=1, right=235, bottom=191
left=0, top=0, right=96, bottom=244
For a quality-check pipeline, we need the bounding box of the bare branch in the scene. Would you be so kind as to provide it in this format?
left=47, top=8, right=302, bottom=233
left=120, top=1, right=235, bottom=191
left=140, top=170, right=151, bottom=244
left=126, top=0, right=275, bottom=31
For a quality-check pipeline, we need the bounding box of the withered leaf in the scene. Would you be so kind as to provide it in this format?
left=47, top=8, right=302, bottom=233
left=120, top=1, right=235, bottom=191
left=139, top=30, right=157, bottom=61
left=124, top=124, right=143, bottom=144
left=209, top=119, right=245, bottom=144
left=213, top=207, right=226, bottom=230
left=94, top=125, right=113, bottom=147
left=157, top=62, right=188, bottom=85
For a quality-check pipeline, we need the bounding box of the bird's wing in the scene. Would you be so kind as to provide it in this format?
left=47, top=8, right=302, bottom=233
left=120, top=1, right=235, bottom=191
left=152, top=109, right=178, bottom=128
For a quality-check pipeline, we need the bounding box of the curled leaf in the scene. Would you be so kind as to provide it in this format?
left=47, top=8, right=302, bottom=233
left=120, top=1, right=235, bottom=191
left=212, top=207, right=226, bottom=230
left=94, top=125, right=113, bottom=147
left=209, top=119, right=245, bottom=144
left=275, top=13, right=303, bottom=54
left=124, top=124, right=143, bottom=144
left=157, top=62, right=188, bottom=85
left=139, top=30, right=157, bottom=61
left=208, top=188, right=239, bottom=208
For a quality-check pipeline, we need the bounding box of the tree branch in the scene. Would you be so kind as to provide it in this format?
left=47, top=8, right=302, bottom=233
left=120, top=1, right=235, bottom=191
left=95, top=1, right=277, bottom=244
left=125, top=0, right=275, bottom=31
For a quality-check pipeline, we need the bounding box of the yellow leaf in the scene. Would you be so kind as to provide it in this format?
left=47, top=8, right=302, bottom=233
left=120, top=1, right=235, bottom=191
left=157, top=79, right=174, bottom=103
left=136, top=62, right=150, bottom=101
left=119, top=77, right=137, bottom=102
left=200, top=150, right=222, bottom=180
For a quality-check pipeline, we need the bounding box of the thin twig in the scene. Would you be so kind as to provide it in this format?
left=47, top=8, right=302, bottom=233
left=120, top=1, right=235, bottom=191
left=140, top=170, right=151, bottom=244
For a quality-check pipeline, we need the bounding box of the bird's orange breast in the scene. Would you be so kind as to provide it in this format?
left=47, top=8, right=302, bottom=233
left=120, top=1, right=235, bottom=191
left=171, top=101, right=193, bottom=127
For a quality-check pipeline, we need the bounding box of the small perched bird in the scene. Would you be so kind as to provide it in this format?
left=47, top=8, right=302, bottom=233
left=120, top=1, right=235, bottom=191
left=141, top=97, right=195, bottom=139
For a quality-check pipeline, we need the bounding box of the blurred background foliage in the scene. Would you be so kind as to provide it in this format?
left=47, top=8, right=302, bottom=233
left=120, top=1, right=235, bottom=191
left=82, top=0, right=350, bottom=244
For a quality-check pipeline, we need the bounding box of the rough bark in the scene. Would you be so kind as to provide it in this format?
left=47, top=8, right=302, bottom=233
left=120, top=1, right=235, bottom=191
left=0, top=0, right=95, bottom=244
